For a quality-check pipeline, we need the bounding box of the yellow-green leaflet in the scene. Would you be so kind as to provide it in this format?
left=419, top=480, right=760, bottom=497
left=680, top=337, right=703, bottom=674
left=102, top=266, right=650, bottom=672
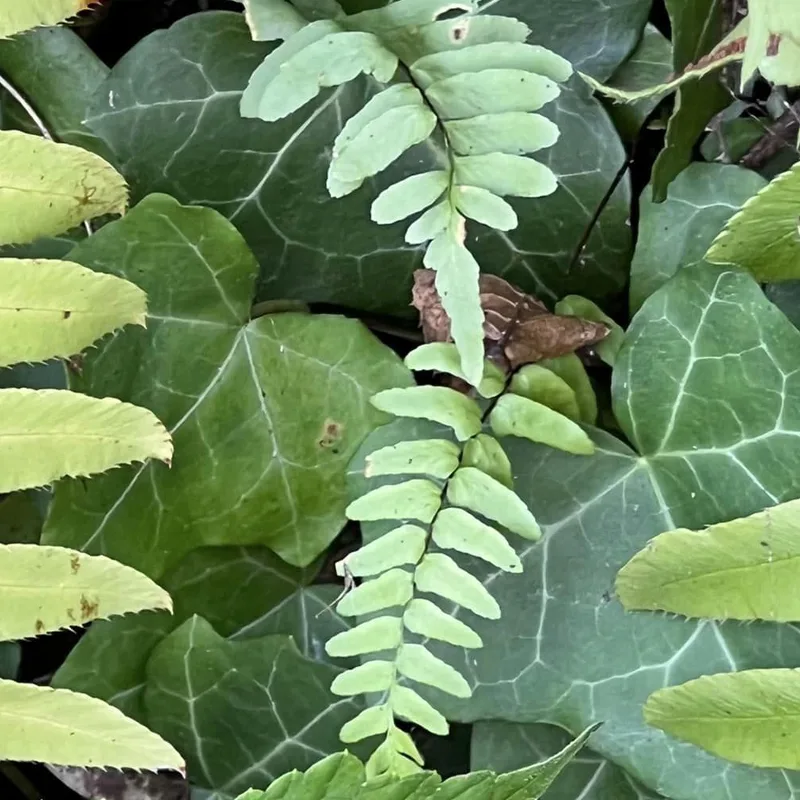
left=432, top=507, right=522, bottom=573
left=555, top=295, right=622, bottom=366
left=617, top=498, right=800, bottom=621
left=371, top=171, right=448, bottom=224
left=0, top=259, right=146, bottom=367
left=0, top=545, right=171, bottom=641
left=365, top=439, right=461, bottom=479
left=414, top=553, right=500, bottom=619
left=336, top=524, right=427, bottom=577
left=0, top=0, right=93, bottom=38
left=447, top=466, right=541, bottom=540
left=395, top=643, right=471, bottom=698
left=339, top=705, right=391, bottom=744
left=346, top=479, right=442, bottom=523
left=454, top=153, right=557, bottom=198
left=453, top=185, right=518, bottom=230
left=539, top=354, right=598, bottom=424
left=371, top=386, right=482, bottom=441
left=461, top=433, right=514, bottom=488
left=0, top=680, right=183, bottom=770
left=403, top=598, right=483, bottom=648
left=0, top=389, right=170, bottom=482
left=706, top=162, right=800, bottom=282
left=325, top=616, right=403, bottom=658
left=645, top=669, right=800, bottom=769
left=490, top=393, right=595, bottom=455
left=404, top=342, right=505, bottom=398
left=0, top=389, right=172, bottom=493
left=0, top=131, right=127, bottom=246
left=390, top=684, right=449, bottom=735
left=336, top=568, right=414, bottom=616
left=330, top=661, right=394, bottom=697
left=510, top=364, right=581, bottom=422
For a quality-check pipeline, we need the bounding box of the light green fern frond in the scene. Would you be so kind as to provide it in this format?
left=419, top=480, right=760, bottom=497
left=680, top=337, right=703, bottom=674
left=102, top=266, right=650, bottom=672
left=240, top=0, right=570, bottom=386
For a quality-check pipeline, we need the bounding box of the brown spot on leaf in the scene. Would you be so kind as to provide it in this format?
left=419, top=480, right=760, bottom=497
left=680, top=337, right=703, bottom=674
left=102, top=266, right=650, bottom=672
left=35, top=619, right=45, bottom=634
left=63, top=310, right=72, bottom=320
left=80, top=594, right=99, bottom=621
left=318, top=419, right=344, bottom=448
left=450, top=19, right=469, bottom=41
left=70, top=554, right=81, bottom=574
left=412, top=269, right=609, bottom=371
left=67, top=608, right=76, bottom=621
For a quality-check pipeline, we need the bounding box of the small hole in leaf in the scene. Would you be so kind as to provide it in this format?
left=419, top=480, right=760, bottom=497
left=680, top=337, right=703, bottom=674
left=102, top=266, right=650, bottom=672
left=435, top=3, right=471, bottom=22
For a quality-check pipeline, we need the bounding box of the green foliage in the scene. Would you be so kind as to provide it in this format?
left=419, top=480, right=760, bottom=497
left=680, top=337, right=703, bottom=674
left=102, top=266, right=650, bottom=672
left=0, top=0, right=91, bottom=39
left=239, top=0, right=572, bottom=384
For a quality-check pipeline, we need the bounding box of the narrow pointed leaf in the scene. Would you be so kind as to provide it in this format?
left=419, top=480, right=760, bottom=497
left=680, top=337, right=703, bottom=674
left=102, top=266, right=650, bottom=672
left=404, top=342, right=505, bottom=397
left=0, top=545, right=171, bottom=642
left=371, top=171, right=448, bottom=224
left=365, top=439, right=460, bottom=479
left=510, top=364, right=581, bottom=422
left=336, top=568, right=413, bottom=617
left=0, top=131, right=127, bottom=246
left=339, top=705, right=391, bottom=743
left=371, top=387, right=481, bottom=441
left=325, top=616, right=403, bottom=658
left=461, top=434, right=514, bottom=488
left=454, top=186, right=518, bottom=230
left=0, top=259, right=146, bottom=368
left=447, top=466, right=540, bottom=541
left=403, top=598, right=483, bottom=648
left=490, top=393, right=594, bottom=455
left=346, top=479, right=441, bottom=523
left=645, top=669, right=800, bottom=769
left=0, top=680, right=184, bottom=770
left=415, top=552, right=500, bottom=618
left=432, top=508, right=522, bottom=573
left=330, top=661, right=394, bottom=697
left=617, top=498, right=800, bottom=621
left=337, top=525, right=427, bottom=577
left=454, top=153, right=557, bottom=198
left=390, top=684, right=449, bottom=735
left=396, top=643, right=471, bottom=698
left=446, top=112, right=560, bottom=157
left=0, top=389, right=172, bottom=493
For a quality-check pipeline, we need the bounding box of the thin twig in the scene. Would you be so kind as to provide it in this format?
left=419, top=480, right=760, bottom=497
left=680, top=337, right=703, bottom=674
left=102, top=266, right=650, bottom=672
left=0, top=71, right=93, bottom=237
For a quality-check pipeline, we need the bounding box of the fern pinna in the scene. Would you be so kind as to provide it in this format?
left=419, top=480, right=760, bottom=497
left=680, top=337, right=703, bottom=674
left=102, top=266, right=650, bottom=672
left=240, top=0, right=571, bottom=386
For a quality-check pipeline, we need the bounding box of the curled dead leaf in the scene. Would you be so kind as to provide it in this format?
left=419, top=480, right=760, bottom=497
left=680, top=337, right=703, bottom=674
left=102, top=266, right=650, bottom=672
left=412, top=269, right=609, bottom=371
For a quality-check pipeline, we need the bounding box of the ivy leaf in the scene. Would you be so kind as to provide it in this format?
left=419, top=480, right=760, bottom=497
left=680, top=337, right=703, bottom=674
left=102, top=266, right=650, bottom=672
left=630, top=162, right=767, bottom=312
left=350, top=264, right=800, bottom=799
left=144, top=616, right=360, bottom=799
left=41, top=194, right=411, bottom=574
left=82, top=12, right=631, bottom=313
left=0, top=644, right=19, bottom=679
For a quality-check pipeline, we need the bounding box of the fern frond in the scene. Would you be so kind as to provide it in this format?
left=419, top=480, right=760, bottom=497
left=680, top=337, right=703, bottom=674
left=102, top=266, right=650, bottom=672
left=241, top=0, right=570, bottom=386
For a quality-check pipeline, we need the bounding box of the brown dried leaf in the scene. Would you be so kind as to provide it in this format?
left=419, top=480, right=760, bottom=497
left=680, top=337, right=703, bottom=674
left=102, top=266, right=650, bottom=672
left=412, top=269, right=609, bottom=370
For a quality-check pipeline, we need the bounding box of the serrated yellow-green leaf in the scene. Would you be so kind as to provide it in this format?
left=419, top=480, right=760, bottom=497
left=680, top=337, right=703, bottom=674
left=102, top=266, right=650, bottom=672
left=0, top=0, right=96, bottom=39
left=371, top=386, right=481, bottom=441
left=242, top=0, right=306, bottom=41
left=454, top=153, right=557, bottom=198
left=447, top=466, right=540, bottom=540
left=645, top=669, right=800, bottom=769
left=0, top=389, right=172, bottom=493
left=0, top=259, right=146, bottom=368
left=403, top=598, right=483, bottom=648
left=337, top=524, right=427, bottom=577
left=371, top=170, right=448, bottom=224
left=346, top=479, right=441, bottom=523
left=348, top=0, right=476, bottom=35
left=0, top=680, right=184, bottom=770
left=390, top=684, right=449, bottom=735
left=705, top=162, right=800, bottom=282
left=427, top=69, right=559, bottom=120
left=411, top=42, right=572, bottom=88
left=404, top=342, right=505, bottom=397
left=330, top=661, right=394, bottom=697
left=453, top=185, right=518, bottom=230
left=0, top=131, right=127, bottom=246
left=490, top=393, right=594, bottom=455
left=510, top=364, right=581, bottom=422
left=365, top=439, right=461, bottom=479
left=424, top=224, right=485, bottom=387
left=446, top=112, right=560, bottom=157
left=396, top=643, right=471, bottom=698
left=406, top=199, right=453, bottom=244
left=461, top=433, right=514, bottom=488
left=0, top=544, right=171, bottom=642
left=555, top=295, right=622, bottom=366
left=336, top=568, right=413, bottom=617
left=539, top=354, right=597, bottom=424
left=339, top=704, right=391, bottom=743
left=432, top=507, right=522, bottom=573
left=617, top=498, right=800, bottom=621
left=415, top=552, right=500, bottom=618
left=325, top=616, right=403, bottom=658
